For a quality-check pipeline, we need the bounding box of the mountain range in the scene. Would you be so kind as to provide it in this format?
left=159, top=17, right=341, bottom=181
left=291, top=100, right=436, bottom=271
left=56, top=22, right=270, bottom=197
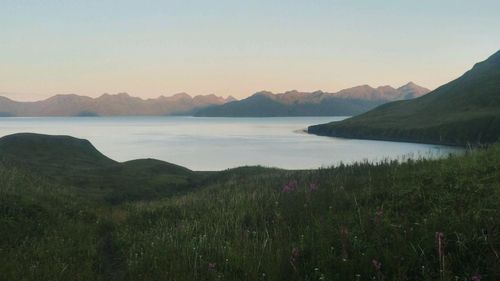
left=194, top=82, right=429, bottom=117
left=309, top=50, right=500, bottom=146
left=0, top=93, right=236, bottom=117
left=0, top=82, right=429, bottom=117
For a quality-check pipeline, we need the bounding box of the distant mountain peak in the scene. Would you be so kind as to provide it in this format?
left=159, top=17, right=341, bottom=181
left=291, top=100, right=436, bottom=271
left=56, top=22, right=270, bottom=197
left=396, top=82, right=417, bottom=89
left=352, top=84, right=374, bottom=90
left=116, top=92, right=130, bottom=97
left=46, top=94, right=92, bottom=102
left=96, top=92, right=138, bottom=101
left=311, top=90, right=325, bottom=95
left=170, top=93, right=192, bottom=100
left=0, top=92, right=234, bottom=116
left=376, top=85, right=396, bottom=90
left=396, top=82, right=430, bottom=99
left=398, top=81, right=423, bottom=88
left=225, top=96, right=237, bottom=102
left=253, top=91, right=275, bottom=97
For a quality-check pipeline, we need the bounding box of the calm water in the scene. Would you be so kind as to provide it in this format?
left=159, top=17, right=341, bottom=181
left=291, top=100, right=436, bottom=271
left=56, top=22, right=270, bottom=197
left=0, top=116, right=463, bottom=170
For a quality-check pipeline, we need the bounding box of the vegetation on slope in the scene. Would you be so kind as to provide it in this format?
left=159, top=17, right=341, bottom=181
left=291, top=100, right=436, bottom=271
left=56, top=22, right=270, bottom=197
left=309, top=50, right=500, bottom=146
left=0, top=133, right=499, bottom=280
left=0, top=133, right=200, bottom=203
left=115, top=146, right=500, bottom=281
left=0, top=164, right=103, bottom=280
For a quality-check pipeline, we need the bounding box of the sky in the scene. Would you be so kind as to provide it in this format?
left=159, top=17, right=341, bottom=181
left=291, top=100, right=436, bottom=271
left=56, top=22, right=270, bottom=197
left=1, top=0, right=499, bottom=101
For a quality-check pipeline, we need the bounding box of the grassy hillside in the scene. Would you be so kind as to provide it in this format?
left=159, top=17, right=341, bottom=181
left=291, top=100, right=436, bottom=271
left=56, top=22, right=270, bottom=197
left=0, top=163, right=103, bottom=280
left=116, top=146, right=500, bottom=281
left=0, top=133, right=499, bottom=280
left=0, top=133, right=200, bottom=203
left=309, top=51, right=500, bottom=146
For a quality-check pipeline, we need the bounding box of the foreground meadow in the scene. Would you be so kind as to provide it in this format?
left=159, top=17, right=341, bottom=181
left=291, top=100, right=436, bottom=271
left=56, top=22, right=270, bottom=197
left=1, top=135, right=499, bottom=280
left=115, top=147, right=500, bottom=281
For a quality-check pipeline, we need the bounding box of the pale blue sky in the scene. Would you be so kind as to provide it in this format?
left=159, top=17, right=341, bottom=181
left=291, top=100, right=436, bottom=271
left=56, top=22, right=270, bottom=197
left=1, top=0, right=499, bottom=100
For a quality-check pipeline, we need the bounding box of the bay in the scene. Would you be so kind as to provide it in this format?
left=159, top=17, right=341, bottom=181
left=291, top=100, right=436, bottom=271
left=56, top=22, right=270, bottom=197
left=0, top=116, right=462, bottom=170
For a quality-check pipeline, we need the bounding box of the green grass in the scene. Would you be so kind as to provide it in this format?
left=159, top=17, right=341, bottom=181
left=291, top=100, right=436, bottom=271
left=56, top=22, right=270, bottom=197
left=0, top=133, right=201, bottom=204
left=0, top=164, right=103, bottom=281
left=309, top=50, right=500, bottom=146
left=114, top=147, right=500, bottom=280
left=1, top=133, right=499, bottom=280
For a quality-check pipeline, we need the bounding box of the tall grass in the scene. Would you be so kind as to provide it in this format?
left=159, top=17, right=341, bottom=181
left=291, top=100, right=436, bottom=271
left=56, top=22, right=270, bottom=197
left=0, top=164, right=103, bottom=281
left=0, top=145, right=499, bottom=280
left=115, top=146, right=500, bottom=280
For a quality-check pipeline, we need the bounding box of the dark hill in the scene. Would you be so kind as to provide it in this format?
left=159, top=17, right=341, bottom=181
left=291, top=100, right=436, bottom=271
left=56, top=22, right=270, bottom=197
left=121, top=158, right=193, bottom=176
left=308, top=50, right=500, bottom=146
left=0, top=133, right=198, bottom=203
left=0, top=133, right=115, bottom=167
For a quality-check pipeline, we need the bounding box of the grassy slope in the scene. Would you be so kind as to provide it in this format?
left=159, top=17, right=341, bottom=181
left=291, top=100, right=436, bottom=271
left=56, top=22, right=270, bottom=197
left=308, top=51, right=500, bottom=146
left=0, top=133, right=200, bottom=203
left=0, top=163, right=103, bottom=280
left=116, top=146, right=500, bottom=281
left=0, top=133, right=499, bottom=280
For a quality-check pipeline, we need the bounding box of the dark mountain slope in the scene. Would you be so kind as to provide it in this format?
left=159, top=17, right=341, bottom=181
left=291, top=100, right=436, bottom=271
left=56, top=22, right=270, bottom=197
left=308, top=50, right=500, bottom=145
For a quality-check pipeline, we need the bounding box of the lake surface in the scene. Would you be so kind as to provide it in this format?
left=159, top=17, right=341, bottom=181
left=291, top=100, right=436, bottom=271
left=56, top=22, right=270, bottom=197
left=0, top=116, right=463, bottom=170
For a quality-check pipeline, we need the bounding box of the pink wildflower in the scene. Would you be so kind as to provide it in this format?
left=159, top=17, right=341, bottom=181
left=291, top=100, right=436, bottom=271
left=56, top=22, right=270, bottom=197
left=372, top=259, right=382, bottom=271
left=282, top=180, right=298, bottom=193
left=288, top=180, right=298, bottom=189
left=309, top=183, right=319, bottom=192
left=471, top=274, right=481, bottom=281
left=208, top=262, right=217, bottom=272
left=290, top=247, right=300, bottom=263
